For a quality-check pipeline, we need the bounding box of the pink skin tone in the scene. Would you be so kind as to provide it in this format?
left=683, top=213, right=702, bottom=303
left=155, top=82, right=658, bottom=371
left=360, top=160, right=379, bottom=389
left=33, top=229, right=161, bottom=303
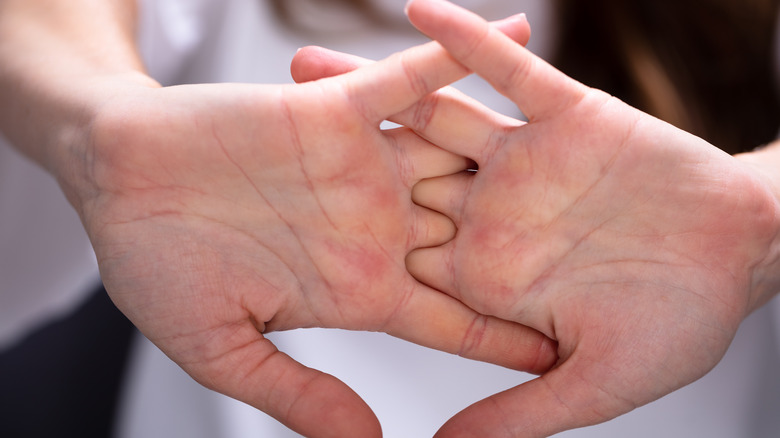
left=69, top=15, right=555, bottom=438
left=3, top=2, right=556, bottom=435
left=296, top=0, right=780, bottom=436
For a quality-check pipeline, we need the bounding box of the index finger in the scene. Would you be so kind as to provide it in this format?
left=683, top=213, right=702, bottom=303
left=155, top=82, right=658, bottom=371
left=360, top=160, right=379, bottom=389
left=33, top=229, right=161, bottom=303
left=406, top=0, right=588, bottom=122
left=332, top=12, right=529, bottom=124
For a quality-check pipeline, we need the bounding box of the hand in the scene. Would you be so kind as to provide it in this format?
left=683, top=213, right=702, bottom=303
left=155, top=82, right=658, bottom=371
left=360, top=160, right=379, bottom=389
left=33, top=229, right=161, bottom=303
left=70, top=20, right=555, bottom=438
left=400, top=0, right=780, bottom=436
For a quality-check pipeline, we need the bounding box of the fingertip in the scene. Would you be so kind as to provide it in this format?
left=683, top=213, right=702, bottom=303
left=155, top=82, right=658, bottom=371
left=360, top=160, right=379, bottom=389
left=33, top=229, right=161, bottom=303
left=290, top=46, right=324, bottom=83
left=493, top=13, right=531, bottom=47
left=291, top=46, right=323, bottom=66
left=405, top=0, right=463, bottom=37
left=290, top=46, right=366, bottom=83
left=411, top=171, right=471, bottom=222
left=403, top=0, right=414, bottom=16
left=286, top=371, right=383, bottom=438
left=405, top=0, right=441, bottom=16
left=527, top=331, right=559, bottom=375
left=412, top=206, right=457, bottom=249
left=405, top=246, right=436, bottom=284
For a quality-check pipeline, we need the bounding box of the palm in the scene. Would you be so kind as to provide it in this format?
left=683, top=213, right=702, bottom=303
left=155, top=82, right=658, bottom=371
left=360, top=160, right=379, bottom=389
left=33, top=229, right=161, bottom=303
left=424, top=89, right=765, bottom=415
left=403, top=1, right=780, bottom=435
left=88, top=82, right=422, bottom=333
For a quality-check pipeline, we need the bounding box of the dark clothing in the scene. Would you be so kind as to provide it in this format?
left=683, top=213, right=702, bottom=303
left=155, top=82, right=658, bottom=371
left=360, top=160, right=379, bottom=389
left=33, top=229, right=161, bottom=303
left=0, top=285, right=136, bottom=438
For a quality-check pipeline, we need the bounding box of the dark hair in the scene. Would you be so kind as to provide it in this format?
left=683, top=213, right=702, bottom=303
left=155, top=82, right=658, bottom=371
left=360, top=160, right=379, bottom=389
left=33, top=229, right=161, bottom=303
left=552, top=0, right=780, bottom=154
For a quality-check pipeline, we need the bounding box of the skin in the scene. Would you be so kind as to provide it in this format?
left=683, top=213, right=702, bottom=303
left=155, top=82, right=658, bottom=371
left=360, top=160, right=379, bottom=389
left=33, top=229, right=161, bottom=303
left=1, top=1, right=556, bottom=436
left=404, top=1, right=780, bottom=436
left=296, top=0, right=780, bottom=435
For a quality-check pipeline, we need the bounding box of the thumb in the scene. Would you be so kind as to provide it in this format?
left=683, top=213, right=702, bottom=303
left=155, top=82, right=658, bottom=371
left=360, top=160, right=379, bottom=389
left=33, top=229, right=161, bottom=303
left=189, top=330, right=381, bottom=438
left=435, top=357, right=636, bottom=438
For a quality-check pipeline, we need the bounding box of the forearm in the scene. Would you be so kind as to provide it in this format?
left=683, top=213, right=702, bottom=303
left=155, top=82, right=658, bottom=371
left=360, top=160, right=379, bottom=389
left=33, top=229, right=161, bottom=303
left=735, top=139, right=780, bottom=310
left=0, top=0, right=158, bottom=179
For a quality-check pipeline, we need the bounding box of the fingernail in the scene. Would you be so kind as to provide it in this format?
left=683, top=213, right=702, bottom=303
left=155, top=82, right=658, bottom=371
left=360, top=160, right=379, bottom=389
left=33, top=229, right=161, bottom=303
left=502, top=12, right=527, bottom=24
left=404, top=0, right=413, bottom=16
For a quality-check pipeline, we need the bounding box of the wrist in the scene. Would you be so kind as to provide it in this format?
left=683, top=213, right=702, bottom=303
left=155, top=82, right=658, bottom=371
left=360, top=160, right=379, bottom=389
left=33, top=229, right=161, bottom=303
left=734, top=141, right=780, bottom=311
left=0, top=0, right=157, bottom=211
left=49, top=72, right=162, bottom=216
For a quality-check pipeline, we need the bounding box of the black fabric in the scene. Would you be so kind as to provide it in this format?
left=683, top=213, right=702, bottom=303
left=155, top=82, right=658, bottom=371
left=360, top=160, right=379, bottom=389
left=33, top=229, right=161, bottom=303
left=0, top=284, right=136, bottom=438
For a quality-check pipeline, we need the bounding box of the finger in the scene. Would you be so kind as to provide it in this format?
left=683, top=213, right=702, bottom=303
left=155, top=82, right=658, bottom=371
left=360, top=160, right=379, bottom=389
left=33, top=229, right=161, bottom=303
left=290, top=46, right=362, bottom=84
left=406, top=0, right=587, bottom=122
left=189, top=326, right=381, bottom=438
left=412, top=171, right=473, bottom=223
left=405, top=244, right=459, bottom=299
left=383, top=281, right=557, bottom=375
left=399, top=87, right=522, bottom=162
left=411, top=205, right=457, bottom=249
left=434, top=358, right=630, bottom=438
left=384, top=126, right=473, bottom=183
left=291, top=17, right=527, bottom=160
left=290, top=13, right=530, bottom=83
left=331, top=12, right=530, bottom=124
